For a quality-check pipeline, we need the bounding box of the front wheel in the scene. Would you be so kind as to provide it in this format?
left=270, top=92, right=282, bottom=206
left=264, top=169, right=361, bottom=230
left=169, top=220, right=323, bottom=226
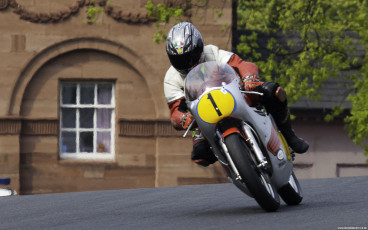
left=224, top=133, right=280, bottom=212
left=278, top=171, right=303, bottom=205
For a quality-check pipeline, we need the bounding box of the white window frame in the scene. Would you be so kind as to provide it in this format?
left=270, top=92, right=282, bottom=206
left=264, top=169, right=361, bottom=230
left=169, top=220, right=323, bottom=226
left=59, top=81, right=115, bottom=160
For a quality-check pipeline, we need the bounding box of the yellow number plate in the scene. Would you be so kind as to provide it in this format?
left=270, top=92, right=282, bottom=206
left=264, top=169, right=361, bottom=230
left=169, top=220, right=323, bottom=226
left=197, top=89, right=236, bottom=124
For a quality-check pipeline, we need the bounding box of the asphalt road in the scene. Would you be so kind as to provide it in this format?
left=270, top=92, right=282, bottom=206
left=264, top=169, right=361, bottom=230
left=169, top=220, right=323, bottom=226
left=0, top=176, right=367, bottom=230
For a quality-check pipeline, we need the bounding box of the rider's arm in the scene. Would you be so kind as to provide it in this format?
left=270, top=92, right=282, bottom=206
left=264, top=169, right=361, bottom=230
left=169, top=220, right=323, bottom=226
left=227, top=54, right=263, bottom=91
left=168, top=98, right=193, bottom=130
left=164, top=68, right=194, bottom=130
left=227, top=54, right=286, bottom=103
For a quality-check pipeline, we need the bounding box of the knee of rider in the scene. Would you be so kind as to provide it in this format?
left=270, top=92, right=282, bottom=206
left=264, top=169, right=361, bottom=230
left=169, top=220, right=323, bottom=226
left=261, top=82, right=287, bottom=109
left=192, top=142, right=215, bottom=160
left=193, top=141, right=209, bottom=154
left=275, top=86, right=287, bottom=103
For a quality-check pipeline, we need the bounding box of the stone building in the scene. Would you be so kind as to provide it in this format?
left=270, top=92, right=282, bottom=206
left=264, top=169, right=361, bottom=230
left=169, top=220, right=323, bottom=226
left=0, top=0, right=367, bottom=195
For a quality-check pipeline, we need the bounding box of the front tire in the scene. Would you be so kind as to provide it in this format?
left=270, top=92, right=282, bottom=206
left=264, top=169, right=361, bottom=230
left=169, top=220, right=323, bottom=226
left=224, top=133, right=280, bottom=212
left=278, top=171, right=303, bottom=205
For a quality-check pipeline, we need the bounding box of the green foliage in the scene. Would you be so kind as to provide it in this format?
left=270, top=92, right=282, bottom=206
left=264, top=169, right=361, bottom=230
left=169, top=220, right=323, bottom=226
left=237, top=0, right=368, bottom=159
left=145, top=0, right=185, bottom=43
left=85, top=0, right=106, bottom=24
left=324, top=105, right=344, bottom=122
left=145, top=0, right=368, bottom=159
left=146, top=0, right=184, bottom=22
left=145, top=0, right=228, bottom=43
left=344, top=63, right=368, bottom=162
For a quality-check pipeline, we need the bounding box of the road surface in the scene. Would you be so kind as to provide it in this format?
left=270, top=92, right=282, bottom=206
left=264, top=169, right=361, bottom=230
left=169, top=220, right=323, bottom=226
left=0, top=176, right=367, bottom=230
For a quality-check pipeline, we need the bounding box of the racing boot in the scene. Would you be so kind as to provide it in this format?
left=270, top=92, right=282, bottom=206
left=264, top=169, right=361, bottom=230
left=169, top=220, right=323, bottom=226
left=276, top=110, right=309, bottom=154
left=260, top=82, right=309, bottom=154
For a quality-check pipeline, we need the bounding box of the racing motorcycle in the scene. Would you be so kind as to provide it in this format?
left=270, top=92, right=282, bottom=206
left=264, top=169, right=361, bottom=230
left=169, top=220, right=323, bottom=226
left=184, top=61, right=303, bottom=212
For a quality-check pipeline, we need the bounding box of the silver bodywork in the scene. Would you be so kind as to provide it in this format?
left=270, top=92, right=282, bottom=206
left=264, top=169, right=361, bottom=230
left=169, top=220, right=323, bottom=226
left=185, top=62, right=293, bottom=194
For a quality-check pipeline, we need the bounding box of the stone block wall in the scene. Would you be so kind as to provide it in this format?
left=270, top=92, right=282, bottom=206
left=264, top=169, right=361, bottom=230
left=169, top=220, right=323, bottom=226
left=0, top=0, right=233, bottom=194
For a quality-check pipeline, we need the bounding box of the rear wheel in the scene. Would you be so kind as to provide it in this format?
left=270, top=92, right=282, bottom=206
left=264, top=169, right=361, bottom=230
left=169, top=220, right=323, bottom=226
left=224, top=133, right=280, bottom=212
left=278, top=171, right=303, bottom=205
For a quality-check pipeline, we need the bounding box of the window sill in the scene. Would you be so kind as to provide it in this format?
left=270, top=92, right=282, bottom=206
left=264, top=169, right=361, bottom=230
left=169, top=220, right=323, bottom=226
left=58, top=158, right=117, bottom=166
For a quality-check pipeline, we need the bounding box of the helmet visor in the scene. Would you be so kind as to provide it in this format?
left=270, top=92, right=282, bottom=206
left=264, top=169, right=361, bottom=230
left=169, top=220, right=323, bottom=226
left=168, top=51, right=201, bottom=71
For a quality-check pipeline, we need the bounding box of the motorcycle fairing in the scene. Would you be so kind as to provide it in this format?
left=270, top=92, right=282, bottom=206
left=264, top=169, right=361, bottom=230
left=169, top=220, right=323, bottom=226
left=196, top=88, right=237, bottom=124
left=267, top=125, right=281, bottom=156
left=185, top=62, right=293, bottom=189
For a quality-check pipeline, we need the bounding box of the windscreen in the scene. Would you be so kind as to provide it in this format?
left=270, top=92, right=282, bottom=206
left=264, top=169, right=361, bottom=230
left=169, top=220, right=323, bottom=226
left=184, top=61, right=237, bottom=101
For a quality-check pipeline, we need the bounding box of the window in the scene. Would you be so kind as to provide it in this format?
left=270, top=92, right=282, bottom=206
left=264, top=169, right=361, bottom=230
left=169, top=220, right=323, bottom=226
left=60, top=82, right=115, bottom=160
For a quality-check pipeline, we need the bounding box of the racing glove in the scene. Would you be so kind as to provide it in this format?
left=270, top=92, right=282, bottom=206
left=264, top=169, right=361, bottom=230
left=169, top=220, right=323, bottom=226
left=243, top=74, right=263, bottom=91
left=168, top=98, right=196, bottom=130
left=180, top=113, right=194, bottom=129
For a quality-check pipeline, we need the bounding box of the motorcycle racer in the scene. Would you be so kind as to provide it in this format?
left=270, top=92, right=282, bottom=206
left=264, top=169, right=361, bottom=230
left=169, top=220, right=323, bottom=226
left=164, top=22, right=309, bottom=167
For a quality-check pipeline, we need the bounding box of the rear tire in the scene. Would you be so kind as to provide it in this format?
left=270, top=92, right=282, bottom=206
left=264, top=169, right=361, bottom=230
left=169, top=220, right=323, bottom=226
left=224, top=133, right=280, bottom=212
left=278, top=171, right=303, bottom=205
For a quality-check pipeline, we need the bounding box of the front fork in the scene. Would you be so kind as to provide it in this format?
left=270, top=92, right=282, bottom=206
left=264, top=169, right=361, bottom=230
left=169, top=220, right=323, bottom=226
left=241, top=124, right=269, bottom=168
left=216, top=134, right=242, bottom=181
left=216, top=123, right=269, bottom=181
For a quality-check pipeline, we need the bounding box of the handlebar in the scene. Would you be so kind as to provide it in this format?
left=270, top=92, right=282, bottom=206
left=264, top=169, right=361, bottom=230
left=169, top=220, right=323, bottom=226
left=241, top=90, right=264, bottom=96
left=183, top=120, right=195, bottom=138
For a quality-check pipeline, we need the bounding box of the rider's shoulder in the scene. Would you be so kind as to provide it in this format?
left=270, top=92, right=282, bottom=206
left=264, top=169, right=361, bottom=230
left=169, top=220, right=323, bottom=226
left=203, top=45, right=233, bottom=63
left=164, top=66, right=184, bottom=82
left=203, top=44, right=219, bottom=53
